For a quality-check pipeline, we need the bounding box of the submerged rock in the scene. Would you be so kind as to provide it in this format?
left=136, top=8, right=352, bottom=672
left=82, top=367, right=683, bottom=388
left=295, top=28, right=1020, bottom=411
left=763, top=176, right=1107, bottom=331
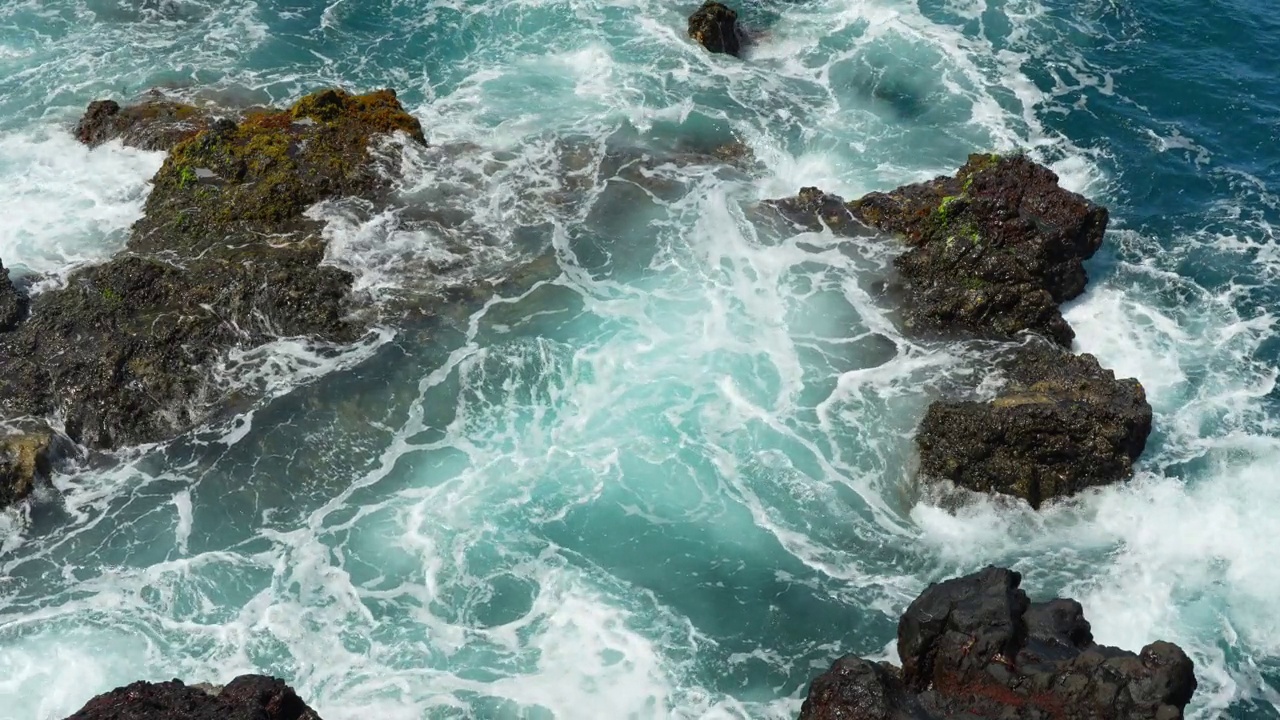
left=800, top=567, right=1196, bottom=720
left=917, top=340, right=1152, bottom=508
left=74, top=92, right=214, bottom=151
left=0, top=258, right=26, bottom=331
left=688, top=1, right=740, bottom=56
left=763, top=154, right=1108, bottom=346
left=0, top=89, right=424, bottom=462
left=64, top=675, right=323, bottom=720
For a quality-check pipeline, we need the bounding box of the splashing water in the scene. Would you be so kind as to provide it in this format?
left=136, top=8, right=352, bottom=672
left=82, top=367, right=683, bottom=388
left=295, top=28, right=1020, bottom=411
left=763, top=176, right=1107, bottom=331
left=1, top=0, right=1278, bottom=718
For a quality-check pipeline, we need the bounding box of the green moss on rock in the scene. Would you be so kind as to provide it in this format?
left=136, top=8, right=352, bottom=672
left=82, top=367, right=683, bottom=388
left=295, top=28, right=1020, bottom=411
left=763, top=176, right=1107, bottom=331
left=133, top=88, right=425, bottom=257
left=0, top=88, right=423, bottom=462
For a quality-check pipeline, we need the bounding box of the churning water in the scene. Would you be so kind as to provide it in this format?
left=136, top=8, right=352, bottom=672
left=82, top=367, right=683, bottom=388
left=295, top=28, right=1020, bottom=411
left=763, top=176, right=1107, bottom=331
left=1, top=0, right=1278, bottom=717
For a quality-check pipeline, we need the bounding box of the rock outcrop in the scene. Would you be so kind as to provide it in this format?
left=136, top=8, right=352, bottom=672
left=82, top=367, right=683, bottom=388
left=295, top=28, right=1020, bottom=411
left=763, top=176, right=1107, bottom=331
left=688, top=1, right=740, bottom=56
left=800, top=567, right=1197, bottom=720
left=0, top=89, right=424, bottom=463
left=74, top=92, right=216, bottom=151
left=64, top=675, right=323, bottom=720
left=763, top=154, right=1108, bottom=346
left=0, top=426, right=65, bottom=508
left=917, top=340, right=1151, bottom=508
left=0, top=258, right=26, bottom=331
left=760, top=155, right=1142, bottom=506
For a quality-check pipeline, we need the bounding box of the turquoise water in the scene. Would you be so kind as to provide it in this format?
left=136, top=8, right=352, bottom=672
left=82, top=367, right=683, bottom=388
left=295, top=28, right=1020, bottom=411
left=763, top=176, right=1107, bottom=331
left=1, top=0, right=1278, bottom=718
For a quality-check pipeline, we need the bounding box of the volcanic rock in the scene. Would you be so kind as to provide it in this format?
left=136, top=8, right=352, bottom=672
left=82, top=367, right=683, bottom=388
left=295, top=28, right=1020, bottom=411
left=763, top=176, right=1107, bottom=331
left=63, top=675, right=323, bottom=720
left=688, top=1, right=740, bottom=56
left=799, top=567, right=1196, bottom=720
left=916, top=339, right=1152, bottom=508
left=0, top=425, right=66, bottom=507
left=0, top=258, right=26, bottom=331
left=763, top=154, right=1109, bottom=346
left=74, top=92, right=215, bottom=152
left=0, top=89, right=425, bottom=469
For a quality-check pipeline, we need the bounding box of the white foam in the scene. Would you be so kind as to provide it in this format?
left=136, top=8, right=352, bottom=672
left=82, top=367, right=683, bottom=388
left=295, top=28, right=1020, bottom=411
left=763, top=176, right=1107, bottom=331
left=213, top=329, right=395, bottom=405
left=0, top=128, right=163, bottom=277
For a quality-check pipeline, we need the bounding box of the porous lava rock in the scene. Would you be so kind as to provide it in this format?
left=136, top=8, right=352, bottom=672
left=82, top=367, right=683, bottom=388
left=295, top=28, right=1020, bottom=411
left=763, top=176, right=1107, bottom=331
left=0, top=257, right=25, bottom=331
left=0, top=425, right=66, bottom=507
left=763, top=154, right=1109, bottom=346
left=799, top=567, right=1197, bottom=720
left=916, top=339, right=1152, bottom=508
left=688, top=1, right=740, bottom=56
left=74, top=92, right=215, bottom=151
left=0, top=89, right=425, bottom=472
left=63, top=675, right=323, bottom=720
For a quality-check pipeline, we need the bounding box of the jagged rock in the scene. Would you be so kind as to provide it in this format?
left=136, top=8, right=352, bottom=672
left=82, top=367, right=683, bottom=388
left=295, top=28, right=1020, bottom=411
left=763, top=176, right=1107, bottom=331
left=760, top=186, right=861, bottom=234
left=74, top=92, right=214, bottom=151
left=688, top=1, right=740, bottom=56
left=0, top=89, right=425, bottom=465
left=131, top=87, right=424, bottom=255
left=63, top=675, right=323, bottom=720
left=800, top=567, right=1196, bottom=720
left=916, top=340, right=1151, bottom=508
left=762, top=154, right=1108, bottom=346
left=0, top=258, right=26, bottom=331
left=0, top=425, right=65, bottom=507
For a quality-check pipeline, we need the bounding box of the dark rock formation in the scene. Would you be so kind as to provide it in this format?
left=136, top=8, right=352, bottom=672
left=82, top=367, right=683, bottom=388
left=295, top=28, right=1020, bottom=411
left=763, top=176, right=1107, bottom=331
left=0, top=89, right=424, bottom=460
left=917, top=340, right=1152, bottom=508
left=800, top=567, right=1196, bottom=720
left=74, top=92, right=215, bottom=152
left=688, top=1, right=740, bottom=56
left=760, top=186, right=862, bottom=234
left=763, top=154, right=1108, bottom=346
left=64, top=675, right=323, bottom=720
left=0, top=425, right=66, bottom=507
left=0, top=258, right=26, bottom=331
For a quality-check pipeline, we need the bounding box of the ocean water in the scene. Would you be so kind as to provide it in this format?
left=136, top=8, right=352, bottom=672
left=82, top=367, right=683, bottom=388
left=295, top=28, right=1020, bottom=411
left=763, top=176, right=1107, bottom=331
left=1, top=0, right=1278, bottom=717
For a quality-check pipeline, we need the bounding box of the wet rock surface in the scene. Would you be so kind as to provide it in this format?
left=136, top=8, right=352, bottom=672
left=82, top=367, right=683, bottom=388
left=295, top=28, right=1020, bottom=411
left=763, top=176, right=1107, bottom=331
left=855, top=153, right=1107, bottom=346
left=0, top=425, right=65, bottom=508
left=688, top=1, right=740, bottom=56
left=63, top=675, right=323, bottom=720
left=917, top=340, right=1152, bottom=508
left=0, top=89, right=424, bottom=468
left=764, top=154, right=1108, bottom=346
left=0, top=258, right=26, bottom=331
left=761, top=154, right=1146, bottom=506
left=759, top=186, right=865, bottom=236
left=74, top=92, right=216, bottom=151
left=800, top=567, right=1196, bottom=720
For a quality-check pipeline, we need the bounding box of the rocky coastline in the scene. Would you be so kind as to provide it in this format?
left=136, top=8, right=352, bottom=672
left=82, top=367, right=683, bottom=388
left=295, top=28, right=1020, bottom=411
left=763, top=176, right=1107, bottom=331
left=3, top=13, right=1190, bottom=713
left=0, top=88, right=423, bottom=506
left=799, top=567, right=1196, bottom=720
left=59, top=567, right=1196, bottom=720
left=763, top=152, right=1151, bottom=508
left=63, top=675, right=322, bottom=720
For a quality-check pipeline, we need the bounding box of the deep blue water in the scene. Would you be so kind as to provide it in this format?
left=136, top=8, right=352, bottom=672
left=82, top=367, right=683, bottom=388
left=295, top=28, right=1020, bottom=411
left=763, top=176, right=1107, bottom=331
left=0, top=0, right=1278, bottom=718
